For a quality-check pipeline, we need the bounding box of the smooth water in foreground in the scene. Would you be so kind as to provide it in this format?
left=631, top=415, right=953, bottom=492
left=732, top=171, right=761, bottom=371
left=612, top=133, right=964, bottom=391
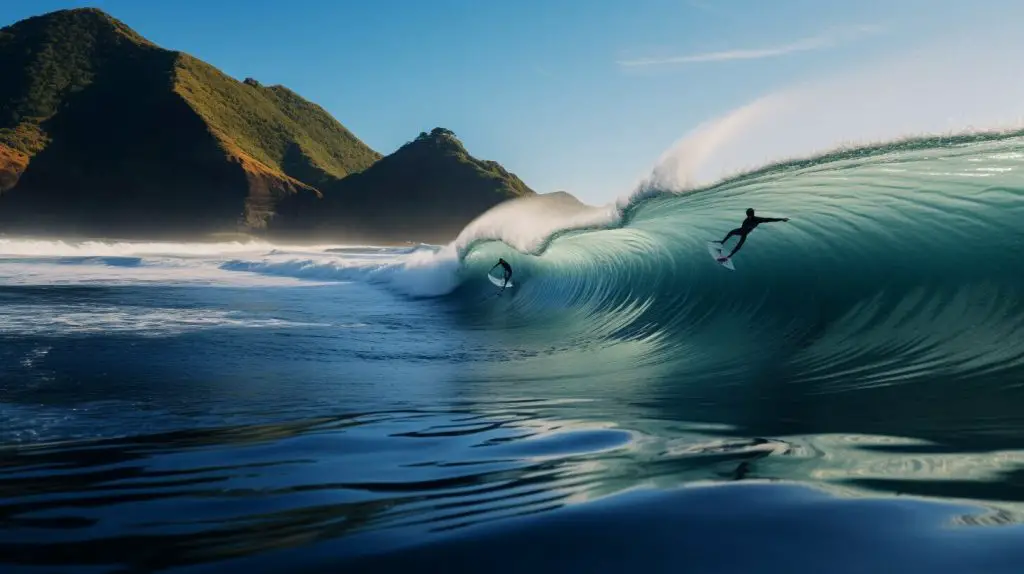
left=4, top=133, right=1024, bottom=573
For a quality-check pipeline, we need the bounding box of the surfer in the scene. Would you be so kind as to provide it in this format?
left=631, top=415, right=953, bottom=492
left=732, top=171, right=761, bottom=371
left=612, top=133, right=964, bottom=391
left=491, top=258, right=512, bottom=288
left=714, top=208, right=789, bottom=260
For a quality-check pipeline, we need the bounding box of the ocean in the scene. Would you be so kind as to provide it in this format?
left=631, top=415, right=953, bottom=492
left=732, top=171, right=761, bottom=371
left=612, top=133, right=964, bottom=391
left=3, top=132, right=1024, bottom=573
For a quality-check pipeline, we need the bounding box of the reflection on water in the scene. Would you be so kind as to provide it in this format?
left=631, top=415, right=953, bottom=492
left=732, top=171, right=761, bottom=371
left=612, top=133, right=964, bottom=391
left=339, top=482, right=1024, bottom=574
left=0, top=405, right=621, bottom=571
left=6, top=399, right=1024, bottom=572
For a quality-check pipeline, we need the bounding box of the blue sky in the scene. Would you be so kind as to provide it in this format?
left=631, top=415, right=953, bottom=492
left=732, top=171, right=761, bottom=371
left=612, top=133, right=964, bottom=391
left=0, top=1, right=1013, bottom=203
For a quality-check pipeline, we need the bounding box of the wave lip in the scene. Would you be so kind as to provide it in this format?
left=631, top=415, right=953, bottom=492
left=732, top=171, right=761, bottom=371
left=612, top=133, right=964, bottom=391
left=452, top=192, right=624, bottom=257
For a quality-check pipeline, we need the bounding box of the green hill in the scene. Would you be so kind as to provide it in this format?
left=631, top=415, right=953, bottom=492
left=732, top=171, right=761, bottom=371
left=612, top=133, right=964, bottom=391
left=173, top=58, right=381, bottom=189
left=271, top=128, right=535, bottom=243
left=0, top=8, right=532, bottom=241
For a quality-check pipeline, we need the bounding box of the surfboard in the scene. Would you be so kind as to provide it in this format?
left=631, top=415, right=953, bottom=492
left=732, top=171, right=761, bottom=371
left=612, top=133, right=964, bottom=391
left=488, top=273, right=513, bottom=288
left=707, top=242, right=735, bottom=271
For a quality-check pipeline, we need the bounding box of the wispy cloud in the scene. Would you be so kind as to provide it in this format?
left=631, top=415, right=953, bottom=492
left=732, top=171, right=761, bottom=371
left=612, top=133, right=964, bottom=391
left=618, top=24, right=884, bottom=68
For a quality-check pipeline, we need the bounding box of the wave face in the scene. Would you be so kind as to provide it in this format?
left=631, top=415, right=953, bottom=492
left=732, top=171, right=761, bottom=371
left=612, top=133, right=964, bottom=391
left=436, top=132, right=1024, bottom=416
left=78, top=130, right=1023, bottom=414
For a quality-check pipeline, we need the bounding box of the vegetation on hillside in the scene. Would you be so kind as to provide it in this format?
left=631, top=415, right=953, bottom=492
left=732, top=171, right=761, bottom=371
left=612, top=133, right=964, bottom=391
left=0, top=8, right=535, bottom=242
left=272, top=127, right=535, bottom=242
left=173, top=57, right=380, bottom=188
left=407, top=128, right=533, bottom=196
left=0, top=8, right=159, bottom=155
left=0, top=7, right=379, bottom=192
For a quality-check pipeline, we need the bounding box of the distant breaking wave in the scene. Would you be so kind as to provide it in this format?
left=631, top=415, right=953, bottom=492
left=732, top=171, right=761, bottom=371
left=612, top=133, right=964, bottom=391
left=0, top=239, right=278, bottom=257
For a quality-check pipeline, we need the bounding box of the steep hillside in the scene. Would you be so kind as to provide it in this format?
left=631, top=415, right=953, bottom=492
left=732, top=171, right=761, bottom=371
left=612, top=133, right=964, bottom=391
left=0, top=8, right=379, bottom=236
left=271, top=128, right=535, bottom=243
left=172, top=57, right=381, bottom=190
left=0, top=8, right=533, bottom=242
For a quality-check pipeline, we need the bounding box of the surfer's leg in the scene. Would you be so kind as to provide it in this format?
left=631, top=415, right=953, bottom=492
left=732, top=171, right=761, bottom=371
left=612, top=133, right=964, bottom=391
left=718, top=228, right=742, bottom=244
left=727, top=234, right=747, bottom=258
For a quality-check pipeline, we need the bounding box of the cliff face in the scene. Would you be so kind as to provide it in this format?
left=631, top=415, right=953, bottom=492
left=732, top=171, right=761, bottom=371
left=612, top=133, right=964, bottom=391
left=0, top=9, right=533, bottom=242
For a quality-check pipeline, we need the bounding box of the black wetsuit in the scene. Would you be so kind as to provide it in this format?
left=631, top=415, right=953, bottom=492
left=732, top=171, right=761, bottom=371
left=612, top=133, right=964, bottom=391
left=494, top=259, right=512, bottom=286
left=717, top=215, right=787, bottom=258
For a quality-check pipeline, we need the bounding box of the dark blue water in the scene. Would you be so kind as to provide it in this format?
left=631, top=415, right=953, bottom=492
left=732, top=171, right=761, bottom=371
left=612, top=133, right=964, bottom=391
left=5, top=134, right=1024, bottom=573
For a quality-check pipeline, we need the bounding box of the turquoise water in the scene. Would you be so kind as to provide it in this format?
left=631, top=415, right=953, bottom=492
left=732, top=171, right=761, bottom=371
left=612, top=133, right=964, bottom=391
left=3, top=132, right=1024, bottom=572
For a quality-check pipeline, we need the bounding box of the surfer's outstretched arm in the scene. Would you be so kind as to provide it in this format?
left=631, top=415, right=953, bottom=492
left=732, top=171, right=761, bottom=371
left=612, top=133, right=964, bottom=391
left=755, top=216, right=789, bottom=223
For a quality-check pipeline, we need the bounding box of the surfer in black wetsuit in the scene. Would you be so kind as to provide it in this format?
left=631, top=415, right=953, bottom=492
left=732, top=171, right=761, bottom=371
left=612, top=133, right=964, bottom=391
left=492, top=258, right=512, bottom=287
left=714, top=208, right=789, bottom=260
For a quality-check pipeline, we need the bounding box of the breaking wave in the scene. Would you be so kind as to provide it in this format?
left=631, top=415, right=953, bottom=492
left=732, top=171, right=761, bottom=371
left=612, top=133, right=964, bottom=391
left=21, top=128, right=1019, bottom=396
left=438, top=130, right=1024, bottom=397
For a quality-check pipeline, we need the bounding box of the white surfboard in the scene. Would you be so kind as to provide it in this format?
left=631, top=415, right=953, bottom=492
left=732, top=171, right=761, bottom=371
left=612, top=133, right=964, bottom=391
left=488, top=273, right=513, bottom=288
left=707, top=242, right=735, bottom=271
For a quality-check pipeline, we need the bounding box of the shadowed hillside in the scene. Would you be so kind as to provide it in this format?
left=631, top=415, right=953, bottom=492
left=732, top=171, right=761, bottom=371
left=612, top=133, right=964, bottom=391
left=271, top=128, right=535, bottom=243
left=0, top=8, right=533, bottom=242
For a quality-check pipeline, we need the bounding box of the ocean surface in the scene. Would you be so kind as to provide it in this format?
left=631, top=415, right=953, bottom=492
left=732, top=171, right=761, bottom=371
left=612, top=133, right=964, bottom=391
left=4, top=132, right=1024, bottom=573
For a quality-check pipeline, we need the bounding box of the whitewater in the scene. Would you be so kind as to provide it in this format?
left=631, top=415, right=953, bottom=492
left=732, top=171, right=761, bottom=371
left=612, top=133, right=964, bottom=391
left=4, top=127, right=1024, bottom=572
